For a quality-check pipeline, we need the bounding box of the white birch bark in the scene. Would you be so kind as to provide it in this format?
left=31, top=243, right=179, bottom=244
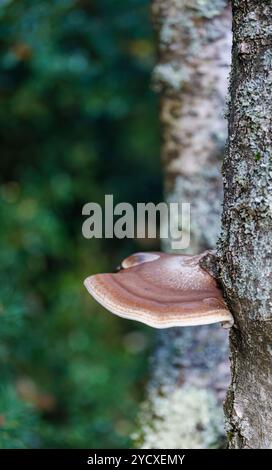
left=135, top=0, right=232, bottom=449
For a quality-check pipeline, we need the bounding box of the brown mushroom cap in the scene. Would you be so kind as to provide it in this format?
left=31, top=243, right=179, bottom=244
left=84, top=251, right=234, bottom=329
left=121, top=252, right=161, bottom=269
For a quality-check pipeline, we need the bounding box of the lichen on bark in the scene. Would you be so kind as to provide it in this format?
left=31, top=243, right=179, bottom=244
left=218, top=0, right=272, bottom=449
left=134, top=326, right=229, bottom=449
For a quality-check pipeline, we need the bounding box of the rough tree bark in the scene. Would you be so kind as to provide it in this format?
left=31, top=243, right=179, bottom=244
left=218, top=0, right=272, bottom=449
left=135, top=1, right=232, bottom=448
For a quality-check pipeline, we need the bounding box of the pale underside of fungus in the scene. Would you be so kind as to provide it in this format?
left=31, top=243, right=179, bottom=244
left=84, top=251, right=234, bottom=329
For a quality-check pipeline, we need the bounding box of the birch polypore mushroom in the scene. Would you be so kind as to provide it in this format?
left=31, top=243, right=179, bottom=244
left=84, top=252, right=234, bottom=329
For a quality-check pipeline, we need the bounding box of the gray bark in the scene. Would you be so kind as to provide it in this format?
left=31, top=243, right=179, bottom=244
left=218, top=0, right=272, bottom=449
left=134, top=0, right=232, bottom=449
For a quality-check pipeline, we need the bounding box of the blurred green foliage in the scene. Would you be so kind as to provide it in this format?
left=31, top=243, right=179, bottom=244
left=0, top=0, right=161, bottom=448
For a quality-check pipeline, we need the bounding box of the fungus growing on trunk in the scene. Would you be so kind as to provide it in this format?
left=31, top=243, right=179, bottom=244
left=84, top=251, right=234, bottom=329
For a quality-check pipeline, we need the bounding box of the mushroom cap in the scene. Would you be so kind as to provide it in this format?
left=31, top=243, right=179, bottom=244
left=121, top=252, right=161, bottom=269
left=84, top=251, right=233, bottom=329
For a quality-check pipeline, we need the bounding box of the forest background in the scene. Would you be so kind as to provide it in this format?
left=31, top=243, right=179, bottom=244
left=0, top=0, right=162, bottom=448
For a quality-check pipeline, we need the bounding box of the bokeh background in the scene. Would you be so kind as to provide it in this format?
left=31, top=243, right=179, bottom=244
left=0, top=0, right=163, bottom=448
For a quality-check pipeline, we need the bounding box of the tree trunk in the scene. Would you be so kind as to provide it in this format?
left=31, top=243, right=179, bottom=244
left=218, top=0, right=272, bottom=449
left=135, top=0, right=232, bottom=449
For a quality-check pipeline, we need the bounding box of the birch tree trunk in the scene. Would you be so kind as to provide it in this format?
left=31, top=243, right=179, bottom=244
left=218, top=0, right=272, bottom=449
left=135, top=0, right=232, bottom=448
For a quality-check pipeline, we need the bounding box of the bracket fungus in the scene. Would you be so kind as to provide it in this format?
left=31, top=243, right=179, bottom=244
left=84, top=251, right=234, bottom=329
